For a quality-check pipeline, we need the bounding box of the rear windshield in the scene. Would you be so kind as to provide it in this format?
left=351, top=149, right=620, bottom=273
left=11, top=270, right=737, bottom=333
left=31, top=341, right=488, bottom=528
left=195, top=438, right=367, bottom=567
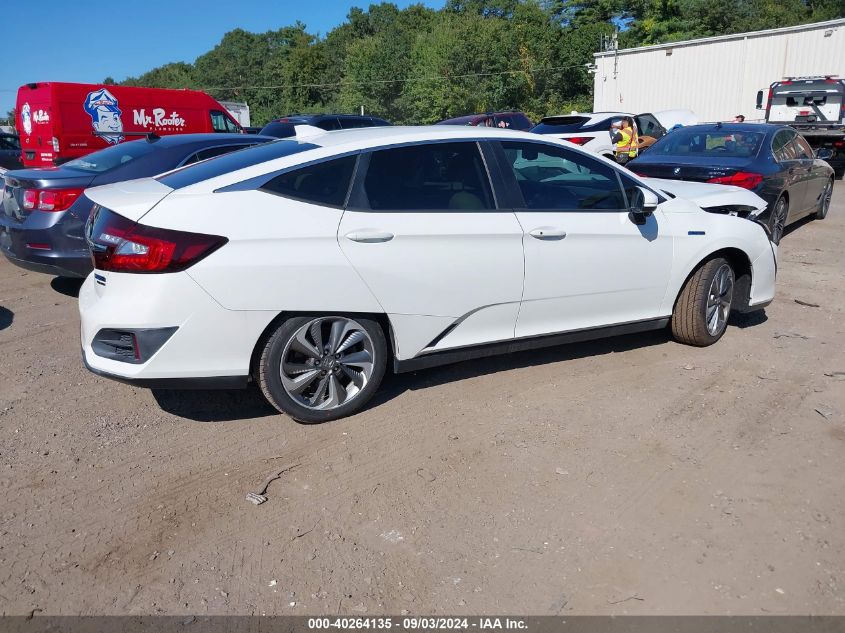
left=0, top=135, right=20, bottom=150
left=435, top=116, right=476, bottom=126
left=259, top=121, right=298, bottom=138
left=649, top=130, right=764, bottom=158
left=63, top=140, right=157, bottom=173
left=157, top=139, right=317, bottom=189
left=531, top=116, right=607, bottom=135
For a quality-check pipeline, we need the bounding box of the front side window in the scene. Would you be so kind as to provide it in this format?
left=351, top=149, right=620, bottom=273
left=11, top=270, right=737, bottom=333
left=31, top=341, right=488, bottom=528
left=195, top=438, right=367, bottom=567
left=362, top=142, right=494, bottom=211
left=261, top=155, right=357, bottom=207
left=500, top=141, right=625, bottom=210
left=637, top=114, right=663, bottom=137
left=210, top=110, right=239, bottom=133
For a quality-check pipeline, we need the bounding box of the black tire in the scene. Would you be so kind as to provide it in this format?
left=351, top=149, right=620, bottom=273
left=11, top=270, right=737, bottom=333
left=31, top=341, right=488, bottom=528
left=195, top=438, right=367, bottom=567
left=768, top=195, right=788, bottom=245
left=814, top=178, right=833, bottom=220
left=257, top=315, right=387, bottom=424
left=671, top=257, right=735, bottom=347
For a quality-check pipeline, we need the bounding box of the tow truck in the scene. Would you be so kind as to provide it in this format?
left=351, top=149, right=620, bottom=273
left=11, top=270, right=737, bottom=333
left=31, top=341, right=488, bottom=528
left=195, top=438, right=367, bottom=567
left=757, top=75, right=844, bottom=177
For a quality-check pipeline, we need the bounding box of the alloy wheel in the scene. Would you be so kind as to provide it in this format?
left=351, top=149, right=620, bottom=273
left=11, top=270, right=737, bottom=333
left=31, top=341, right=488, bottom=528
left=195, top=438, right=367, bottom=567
left=771, top=197, right=787, bottom=244
left=706, top=263, right=734, bottom=336
left=280, top=317, right=375, bottom=411
left=819, top=180, right=833, bottom=218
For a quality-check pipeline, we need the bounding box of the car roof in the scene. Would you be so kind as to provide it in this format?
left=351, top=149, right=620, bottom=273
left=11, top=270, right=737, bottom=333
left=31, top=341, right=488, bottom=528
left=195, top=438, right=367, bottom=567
left=152, top=125, right=601, bottom=195
left=670, top=122, right=783, bottom=133
left=438, top=111, right=526, bottom=124
left=270, top=114, right=381, bottom=122
left=543, top=111, right=631, bottom=119
left=294, top=125, right=541, bottom=148
left=146, top=133, right=274, bottom=147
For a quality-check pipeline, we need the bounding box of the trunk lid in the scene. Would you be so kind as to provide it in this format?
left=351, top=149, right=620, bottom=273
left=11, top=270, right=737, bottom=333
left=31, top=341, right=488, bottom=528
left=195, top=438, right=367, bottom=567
left=84, top=177, right=174, bottom=222
left=629, top=159, right=751, bottom=182
left=642, top=177, right=767, bottom=213
left=3, top=169, right=96, bottom=223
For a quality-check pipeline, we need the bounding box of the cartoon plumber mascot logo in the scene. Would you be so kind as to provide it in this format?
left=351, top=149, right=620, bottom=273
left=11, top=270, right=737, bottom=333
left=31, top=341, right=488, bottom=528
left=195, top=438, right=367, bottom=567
left=83, top=88, right=124, bottom=145
left=21, top=103, right=33, bottom=136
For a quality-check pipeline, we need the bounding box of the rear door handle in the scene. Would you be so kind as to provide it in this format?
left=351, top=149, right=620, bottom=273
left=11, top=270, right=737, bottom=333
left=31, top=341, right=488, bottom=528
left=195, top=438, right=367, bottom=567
left=528, top=227, right=567, bottom=240
left=345, top=230, right=394, bottom=243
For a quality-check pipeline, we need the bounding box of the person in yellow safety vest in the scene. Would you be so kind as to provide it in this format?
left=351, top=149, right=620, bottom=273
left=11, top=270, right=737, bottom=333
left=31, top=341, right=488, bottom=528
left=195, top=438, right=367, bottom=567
left=611, top=119, right=638, bottom=165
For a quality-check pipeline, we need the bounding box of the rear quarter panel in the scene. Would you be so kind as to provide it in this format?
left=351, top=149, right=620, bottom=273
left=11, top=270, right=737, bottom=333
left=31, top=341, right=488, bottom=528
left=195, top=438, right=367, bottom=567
left=141, top=190, right=383, bottom=314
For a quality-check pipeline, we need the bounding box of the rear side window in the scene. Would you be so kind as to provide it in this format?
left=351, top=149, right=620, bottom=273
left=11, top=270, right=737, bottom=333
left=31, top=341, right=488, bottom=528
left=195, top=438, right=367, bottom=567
left=772, top=130, right=797, bottom=162
left=261, top=155, right=357, bottom=207
left=362, top=142, right=494, bottom=211
left=158, top=140, right=317, bottom=189
left=793, top=135, right=814, bottom=160
left=500, top=140, right=625, bottom=210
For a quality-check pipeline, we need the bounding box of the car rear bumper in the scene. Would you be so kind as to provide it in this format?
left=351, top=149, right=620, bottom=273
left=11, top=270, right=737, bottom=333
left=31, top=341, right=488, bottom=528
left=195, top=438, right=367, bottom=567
left=0, top=210, right=92, bottom=278
left=82, top=352, right=249, bottom=389
left=78, top=270, right=277, bottom=385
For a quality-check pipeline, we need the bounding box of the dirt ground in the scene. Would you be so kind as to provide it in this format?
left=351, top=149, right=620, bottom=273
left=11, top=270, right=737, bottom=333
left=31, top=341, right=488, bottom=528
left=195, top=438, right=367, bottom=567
left=1, top=191, right=844, bottom=617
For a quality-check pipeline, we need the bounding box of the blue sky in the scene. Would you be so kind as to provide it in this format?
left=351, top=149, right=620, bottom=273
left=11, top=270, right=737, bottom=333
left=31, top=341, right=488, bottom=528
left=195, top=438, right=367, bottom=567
left=2, top=0, right=445, bottom=115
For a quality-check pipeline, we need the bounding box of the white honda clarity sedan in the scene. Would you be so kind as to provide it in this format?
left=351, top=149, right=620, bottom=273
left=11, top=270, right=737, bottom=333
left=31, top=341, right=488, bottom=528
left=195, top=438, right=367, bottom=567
left=79, top=125, right=777, bottom=423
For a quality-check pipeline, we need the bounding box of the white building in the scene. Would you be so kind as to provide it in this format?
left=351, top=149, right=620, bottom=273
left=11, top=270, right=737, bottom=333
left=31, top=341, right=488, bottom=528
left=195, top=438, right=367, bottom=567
left=220, top=101, right=251, bottom=127
left=592, top=18, right=845, bottom=122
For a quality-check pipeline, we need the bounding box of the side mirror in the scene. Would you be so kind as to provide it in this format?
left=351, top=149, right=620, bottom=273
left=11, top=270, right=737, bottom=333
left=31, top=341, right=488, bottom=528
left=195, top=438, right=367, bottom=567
left=816, top=147, right=834, bottom=160
left=629, top=186, right=658, bottom=224
left=756, top=90, right=764, bottom=110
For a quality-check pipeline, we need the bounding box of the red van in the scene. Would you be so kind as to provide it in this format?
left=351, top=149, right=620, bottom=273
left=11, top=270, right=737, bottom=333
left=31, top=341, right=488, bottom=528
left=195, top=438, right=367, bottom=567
left=16, top=82, right=243, bottom=167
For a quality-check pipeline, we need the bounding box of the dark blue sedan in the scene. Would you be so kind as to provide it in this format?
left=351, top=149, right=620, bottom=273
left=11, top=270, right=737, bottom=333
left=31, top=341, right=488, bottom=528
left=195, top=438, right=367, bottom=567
left=628, top=123, right=835, bottom=243
left=1, top=133, right=273, bottom=277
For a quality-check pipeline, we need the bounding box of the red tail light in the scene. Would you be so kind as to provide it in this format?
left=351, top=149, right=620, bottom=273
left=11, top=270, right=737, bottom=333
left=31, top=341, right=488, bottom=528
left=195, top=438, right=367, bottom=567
left=88, top=208, right=227, bottom=273
left=22, top=187, right=84, bottom=211
left=707, top=171, right=764, bottom=190
left=564, top=136, right=591, bottom=145
left=22, top=189, right=37, bottom=210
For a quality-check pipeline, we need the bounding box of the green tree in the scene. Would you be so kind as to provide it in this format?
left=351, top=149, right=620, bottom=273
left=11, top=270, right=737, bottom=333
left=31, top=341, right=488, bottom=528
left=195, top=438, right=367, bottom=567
left=114, top=0, right=844, bottom=126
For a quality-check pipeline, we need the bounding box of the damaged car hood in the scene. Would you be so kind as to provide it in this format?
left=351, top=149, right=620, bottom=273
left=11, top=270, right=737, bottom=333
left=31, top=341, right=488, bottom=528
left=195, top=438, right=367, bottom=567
left=643, top=177, right=767, bottom=215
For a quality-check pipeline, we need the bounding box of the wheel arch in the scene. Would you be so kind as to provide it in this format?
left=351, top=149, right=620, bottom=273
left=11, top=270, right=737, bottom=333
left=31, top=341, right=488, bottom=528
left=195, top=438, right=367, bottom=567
left=248, top=310, right=395, bottom=381
left=671, top=247, right=754, bottom=314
